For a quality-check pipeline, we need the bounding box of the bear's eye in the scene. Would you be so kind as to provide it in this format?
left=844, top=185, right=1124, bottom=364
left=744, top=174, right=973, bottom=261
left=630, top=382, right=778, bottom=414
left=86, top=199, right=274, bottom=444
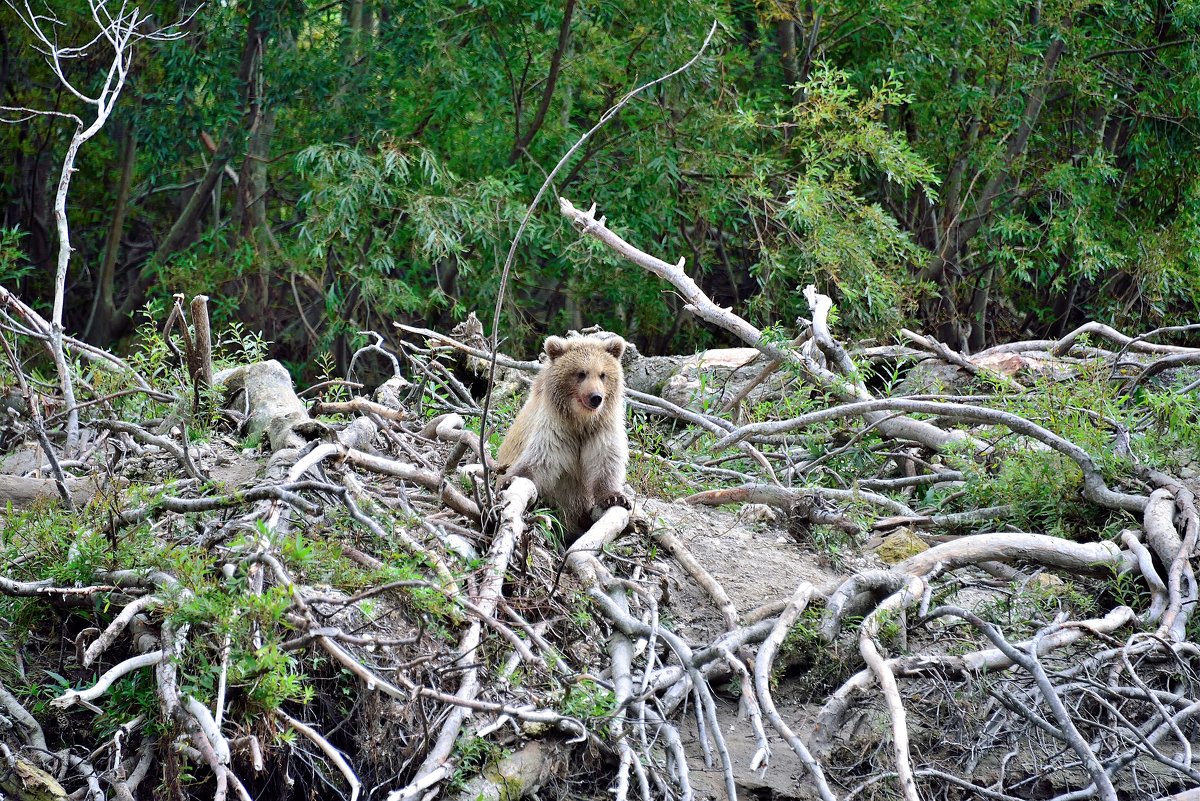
left=600, top=373, right=607, bottom=381
left=576, top=371, right=587, bottom=381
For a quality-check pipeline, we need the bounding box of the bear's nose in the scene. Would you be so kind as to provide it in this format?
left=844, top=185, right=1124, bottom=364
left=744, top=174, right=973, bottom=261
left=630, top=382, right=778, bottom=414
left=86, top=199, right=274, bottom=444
left=587, top=394, right=603, bottom=409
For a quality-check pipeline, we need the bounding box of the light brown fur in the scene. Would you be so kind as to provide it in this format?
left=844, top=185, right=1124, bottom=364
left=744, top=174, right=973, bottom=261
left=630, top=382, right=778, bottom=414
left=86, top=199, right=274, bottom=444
left=497, top=334, right=630, bottom=534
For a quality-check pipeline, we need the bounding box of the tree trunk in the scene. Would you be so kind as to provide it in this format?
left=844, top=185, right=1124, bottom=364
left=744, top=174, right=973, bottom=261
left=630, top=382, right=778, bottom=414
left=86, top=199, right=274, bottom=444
left=508, top=0, right=576, bottom=164
left=150, top=10, right=262, bottom=268
left=919, top=31, right=1068, bottom=346
left=346, top=0, right=365, bottom=64
left=85, top=124, right=136, bottom=344
left=966, top=265, right=992, bottom=352
left=778, top=18, right=799, bottom=94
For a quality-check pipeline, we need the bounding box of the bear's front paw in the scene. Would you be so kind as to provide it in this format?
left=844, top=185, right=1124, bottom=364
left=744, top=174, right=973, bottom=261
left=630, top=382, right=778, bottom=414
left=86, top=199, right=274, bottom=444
left=598, top=491, right=632, bottom=511
left=496, top=473, right=535, bottom=500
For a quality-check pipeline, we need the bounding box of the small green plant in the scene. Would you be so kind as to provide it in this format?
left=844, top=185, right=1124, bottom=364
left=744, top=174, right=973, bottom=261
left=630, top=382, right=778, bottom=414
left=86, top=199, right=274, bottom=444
left=560, top=678, right=617, bottom=732
left=171, top=579, right=316, bottom=716
left=569, top=593, right=594, bottom=631
left=1105, top=567, right=1151, bottom=611
left=447, top=734, right=507, bottom=793
left=872, top=607, right=905, bottom=649
left=532, top=513, right=568, bottom=551
left=13, top=671, right=72, bottom=717
left=1032, top=576, right=1099, bottom=618
left=312, top=351, right=349, bottom=402
left=781, top=607, right=825, bottom=658
left=776, top=606, right=854, bottom=699
left=1135, top=384, right=1200, bottom=469
left=215, top=319, right=270, bottom=367
left=809, top=525, right=857, bottom=571
left=94, top=669, right=161, bottom=738
left=970, top=574, right=1101, bottom=638
left=0, top=227, right=33, bottom=285
left=626, top=411, right=717, bottom=498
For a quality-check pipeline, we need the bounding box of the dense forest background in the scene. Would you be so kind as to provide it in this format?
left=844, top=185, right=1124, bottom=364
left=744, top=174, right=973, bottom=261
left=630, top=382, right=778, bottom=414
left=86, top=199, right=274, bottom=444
left=3, top=0, right=1200, bottom=374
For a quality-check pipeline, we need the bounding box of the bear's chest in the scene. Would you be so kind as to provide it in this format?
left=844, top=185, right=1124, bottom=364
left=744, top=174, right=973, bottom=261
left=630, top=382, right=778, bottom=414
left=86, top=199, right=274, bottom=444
left=531, top=427, right=588, bottom=490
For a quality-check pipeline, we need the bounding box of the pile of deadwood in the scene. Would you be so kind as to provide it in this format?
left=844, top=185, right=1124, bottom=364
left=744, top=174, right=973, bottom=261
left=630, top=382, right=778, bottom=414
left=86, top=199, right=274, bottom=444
left=0, top=198, right=1198, bottom=801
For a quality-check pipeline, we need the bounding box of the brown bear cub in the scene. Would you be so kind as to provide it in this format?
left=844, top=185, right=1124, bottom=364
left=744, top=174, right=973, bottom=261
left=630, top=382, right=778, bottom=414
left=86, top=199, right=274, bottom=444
left=496, top=334, right=630, bottom=535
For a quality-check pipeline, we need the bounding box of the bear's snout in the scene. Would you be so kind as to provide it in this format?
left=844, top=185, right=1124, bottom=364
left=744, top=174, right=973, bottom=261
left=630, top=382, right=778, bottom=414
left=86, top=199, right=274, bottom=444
left=587, top=393, right=604, bottom=409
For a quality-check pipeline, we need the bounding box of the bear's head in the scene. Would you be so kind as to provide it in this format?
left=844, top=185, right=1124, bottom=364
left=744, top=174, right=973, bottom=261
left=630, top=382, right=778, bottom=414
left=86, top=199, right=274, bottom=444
left=543, top=335, right=626, bottom=423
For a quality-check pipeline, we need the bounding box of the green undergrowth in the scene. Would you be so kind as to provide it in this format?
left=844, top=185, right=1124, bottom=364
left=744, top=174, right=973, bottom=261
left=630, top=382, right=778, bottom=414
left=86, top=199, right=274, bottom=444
left=79, top=302, right=272, bottom=441
left=447, top=734, right=510, bottom=794
left=777, top=605, right=858, bottom=700
left=622, top=344, right=1199, bottom=548
left=0, top=494, right=463, bottom=749
left=954, top=359, right=1197, bottom=539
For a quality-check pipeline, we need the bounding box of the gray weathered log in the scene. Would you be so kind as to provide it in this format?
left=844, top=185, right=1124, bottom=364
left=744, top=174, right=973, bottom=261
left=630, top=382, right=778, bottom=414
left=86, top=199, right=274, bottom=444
left=0, top=474, right=111, bottom=509
left=215, top=360, right=313, bottom=451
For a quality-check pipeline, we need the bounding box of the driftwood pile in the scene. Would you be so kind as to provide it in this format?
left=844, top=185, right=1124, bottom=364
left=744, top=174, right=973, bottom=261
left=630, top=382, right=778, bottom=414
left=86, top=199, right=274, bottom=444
left=0, top=199, right=1199, bottom=801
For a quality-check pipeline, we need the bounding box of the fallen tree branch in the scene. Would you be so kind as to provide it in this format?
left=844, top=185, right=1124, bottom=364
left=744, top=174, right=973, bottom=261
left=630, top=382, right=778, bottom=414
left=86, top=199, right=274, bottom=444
left=685, top=482, right=915, bottom=518
left=390, top=477, right=535, bottom=800
left=893, top=532, right=1132, bottom=577
left=753, top=581, right=837, bottom=800
left=277, top=710, right=361, bottom=801
left=924, top=605, right=1119, bottom=800
left=859, top=576, right=925, bottom=801
left=559, top=197, right=979, bottom=454
left=900, top=328, right=1024, bottom=391
left=711, top=397, right=1147, bottom=513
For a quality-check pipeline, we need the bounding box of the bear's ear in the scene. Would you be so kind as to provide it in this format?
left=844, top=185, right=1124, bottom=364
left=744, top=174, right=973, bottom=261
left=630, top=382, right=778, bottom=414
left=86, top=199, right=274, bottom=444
left=544, top=336, right=568, bottom=360
left=604, top=337, right=626, bottom=361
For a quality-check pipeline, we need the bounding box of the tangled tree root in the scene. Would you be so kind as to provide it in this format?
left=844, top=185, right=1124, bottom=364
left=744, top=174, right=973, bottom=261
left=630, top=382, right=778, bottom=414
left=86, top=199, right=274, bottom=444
left=2, top=205, right=1200, bottom=799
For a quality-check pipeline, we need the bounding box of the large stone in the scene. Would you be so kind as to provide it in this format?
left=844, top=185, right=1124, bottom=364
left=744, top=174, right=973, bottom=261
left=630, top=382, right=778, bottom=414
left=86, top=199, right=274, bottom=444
left=660, top=348, right=789, bottom=412
left=972, top=351, right=1077, bottom=382
left=624, top=355, right=684, bottom=395
left=894, top=360, right=967, bottom=395
left=971, top=352, right=1028, bottom=378
left=0, top=474, right=115, bottom=509
left=874, top=528, right=929, bottom=564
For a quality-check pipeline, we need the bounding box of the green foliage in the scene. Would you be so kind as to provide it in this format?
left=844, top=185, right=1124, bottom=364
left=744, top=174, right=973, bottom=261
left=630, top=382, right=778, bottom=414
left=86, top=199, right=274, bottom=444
left=174, top=578, right=315, bottom=712
left=5, top=0, right=1200, bottom=360
left=90, top=304, right=271, bottom=431
left=94, top=669, right=162, bottom=738
left=447, top=734, right=508, bottom=793
left=627, top=411, right=697, bottom=499
left=1134, top=380, right=1200, bottom=469
left=144, top=235, right=260, bottom=327
left=294, top=138, right=514, bottom=340
left=954, top=365, right=1135, bottom=537
left=529, top=512, right=568, bottom=552
left=560, top=678, right=617, bottom=727
left=777, top=606, right=855, bottom=698
left=312, top=351, right=349, bottom=402
left=969, top=576, right=1102, bottom=638
left=0, top=500, right=204, bottom=595
left=781, top=607, right=826, bottom=656
left=0, top=228, right=33, bottom=285
left=739, top=64, right=938, bottom=335
left=0, top=495, right=392, bottom=736
left=1105, top=567, right=1152, bottom=612
left=8, top=670, right=73, bottom=720
left=963, top=450, right=1091, bottom=537
left=808, top=525, right=860, bottom=571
